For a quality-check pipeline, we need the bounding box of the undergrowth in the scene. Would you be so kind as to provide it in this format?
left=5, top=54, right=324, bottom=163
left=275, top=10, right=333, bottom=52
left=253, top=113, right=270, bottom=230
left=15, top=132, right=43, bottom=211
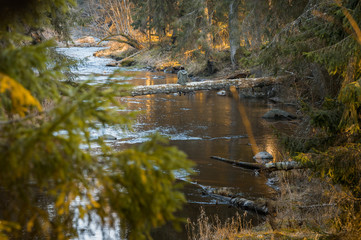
left=187, top=169, right=352, bottom=240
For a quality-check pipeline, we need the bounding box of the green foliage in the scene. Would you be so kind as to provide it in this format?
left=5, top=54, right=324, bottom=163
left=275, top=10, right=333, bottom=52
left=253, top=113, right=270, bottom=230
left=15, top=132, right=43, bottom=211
left=338, top=79, right=361, bottom=133
left=0, top=0, right=75, bottom=43
left=280, top=98, right=343, bottom=156
left=260, top=0, right=361, bottom=82
left=0, top=0, right=194, bottom=239
left=310, top=98, right=344, bottom=134
left=130, top=0, right=179, bottom=37
left=270, top=2, right=361, bottom=236
left=296, top=143, right=361, bottom=197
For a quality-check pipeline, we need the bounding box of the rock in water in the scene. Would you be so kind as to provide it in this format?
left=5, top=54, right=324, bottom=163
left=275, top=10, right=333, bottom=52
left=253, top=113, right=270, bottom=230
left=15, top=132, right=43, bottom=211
left=262, top=109, right=296, bottom=120
left=217, top=90, right=226, bottom=96
left=100, top=134, right=117, bottom=140
left=253, top=151, right=273, bottom=161
left=177, top=70, right=189, bottom=85
left=106, top=62, right=118, bottom=67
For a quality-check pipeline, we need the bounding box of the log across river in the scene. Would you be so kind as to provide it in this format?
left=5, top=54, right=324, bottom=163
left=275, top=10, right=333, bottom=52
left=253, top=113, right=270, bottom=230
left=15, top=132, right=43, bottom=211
left=130, top=76, right=286, bottom=96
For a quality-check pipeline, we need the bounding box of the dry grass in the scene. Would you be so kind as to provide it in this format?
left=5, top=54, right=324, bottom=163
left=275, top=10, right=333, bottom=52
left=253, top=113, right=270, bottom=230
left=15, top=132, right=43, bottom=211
left=186, top=208, right=252, bottom=240
left=187, top=169, right=348, bottom=240
left=268, top=170, right=340, bottom=236
left=186, top=206, right=324, bottom=240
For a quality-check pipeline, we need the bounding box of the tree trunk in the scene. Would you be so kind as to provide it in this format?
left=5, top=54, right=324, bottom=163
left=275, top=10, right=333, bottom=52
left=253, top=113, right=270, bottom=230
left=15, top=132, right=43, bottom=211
left=129, top=76, right=287, bottom=96
left=229, top=0, right=241, bottom=70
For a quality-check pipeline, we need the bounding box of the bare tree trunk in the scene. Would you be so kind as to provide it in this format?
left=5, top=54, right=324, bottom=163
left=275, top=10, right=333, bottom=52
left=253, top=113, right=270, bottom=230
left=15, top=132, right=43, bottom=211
left=229, top=0, right=241, bottom=70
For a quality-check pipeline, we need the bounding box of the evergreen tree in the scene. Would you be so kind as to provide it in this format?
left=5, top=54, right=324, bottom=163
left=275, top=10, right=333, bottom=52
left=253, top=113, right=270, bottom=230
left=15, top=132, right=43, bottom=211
left=0, top=1, right=193, bottom=239
left=264, top=0, right=361, bottom=235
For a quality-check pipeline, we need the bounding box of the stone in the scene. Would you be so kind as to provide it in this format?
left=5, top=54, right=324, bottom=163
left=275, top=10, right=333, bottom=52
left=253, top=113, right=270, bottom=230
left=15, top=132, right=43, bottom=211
left=119, top=58, right=135, bottom=67
left=262, top=109, right=296, bottom=120
left=253, top=151, right=273, bottom=160
left=177, top=70, right=189, bottom=86
left=106, top=62, right=118, bottom=67
left=206, top=60, right=217, bottom=75
left=164, top=67, right=175, bottom=73
left=217, top=90, right=226, bottom=96
left=268, top=97, right=283, bottom=103
left=100, top=134, right=117, bottom=140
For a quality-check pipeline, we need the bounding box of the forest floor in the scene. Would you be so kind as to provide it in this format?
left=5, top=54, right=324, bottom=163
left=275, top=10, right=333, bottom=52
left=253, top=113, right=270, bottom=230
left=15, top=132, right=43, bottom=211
left=92, top=42, right=344, bottom=239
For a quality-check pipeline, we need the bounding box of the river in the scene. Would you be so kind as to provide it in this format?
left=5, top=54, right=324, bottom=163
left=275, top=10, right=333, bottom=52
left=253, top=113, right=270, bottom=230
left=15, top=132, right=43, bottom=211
left=57, top=47, right=296, bottom=239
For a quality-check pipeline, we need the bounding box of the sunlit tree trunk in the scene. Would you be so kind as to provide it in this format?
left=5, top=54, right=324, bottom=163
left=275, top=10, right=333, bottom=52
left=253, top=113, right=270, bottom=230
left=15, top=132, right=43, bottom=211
left=229, top=0, right=240, bottom=70
left=147, top=0, right=152, bottom=48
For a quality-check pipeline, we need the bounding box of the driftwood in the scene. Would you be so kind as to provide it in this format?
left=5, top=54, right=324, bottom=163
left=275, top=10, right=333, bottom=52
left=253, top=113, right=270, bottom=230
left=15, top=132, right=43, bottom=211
left=226, top=71, right=251, bottom=79
left=98, top=34, right=143, bottom=50
left=264, top=161, right=302, bottom=170
left=230, top=197, right=268, bottom=215
left=202, top=187, right=269, bottom=215
left=129, top=76, right=287, bottom=96
left=117, top=49, right=144, bottom=65
left=210, top=156, right=302, bottom=171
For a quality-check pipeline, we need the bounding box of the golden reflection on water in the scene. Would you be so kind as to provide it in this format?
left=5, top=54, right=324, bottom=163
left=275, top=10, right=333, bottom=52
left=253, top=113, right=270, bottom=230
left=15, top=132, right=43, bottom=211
left=145, top=72, right=153, bottom=86
left=230, top=87, right=260, bottom=155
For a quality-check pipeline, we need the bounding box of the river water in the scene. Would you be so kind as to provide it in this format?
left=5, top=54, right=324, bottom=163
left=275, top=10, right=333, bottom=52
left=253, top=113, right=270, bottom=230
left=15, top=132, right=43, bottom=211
left=57, top=47, right=296, bottom=239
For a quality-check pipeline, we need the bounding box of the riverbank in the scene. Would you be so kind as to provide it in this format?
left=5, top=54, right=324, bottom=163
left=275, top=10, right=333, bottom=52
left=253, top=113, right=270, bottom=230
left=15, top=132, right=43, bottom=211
left=188, top=168, right=340, bottom=239
left=91, top=42, right=300, bottom=105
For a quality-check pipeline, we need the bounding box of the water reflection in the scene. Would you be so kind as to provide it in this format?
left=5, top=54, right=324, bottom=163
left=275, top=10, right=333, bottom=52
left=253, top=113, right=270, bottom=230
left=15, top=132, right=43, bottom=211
left=117, top=91, right=295, bottom=198
left=117, top=91, right=296, bottom=239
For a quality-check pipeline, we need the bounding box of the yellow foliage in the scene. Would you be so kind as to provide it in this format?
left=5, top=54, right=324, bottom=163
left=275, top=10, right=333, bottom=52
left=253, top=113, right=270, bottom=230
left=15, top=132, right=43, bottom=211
left=26, top=215, right=37, bottom=232
left=157, top=61, right=181, bottom=69
left=0, top=220, right=20, bottom=240
left=140, top=170, right=147, bottom=184
left=335, top=0, right=361, bottom=45
left=87, top=193, right=101, bottom=209
left=0, top=73, right=42, bottom=117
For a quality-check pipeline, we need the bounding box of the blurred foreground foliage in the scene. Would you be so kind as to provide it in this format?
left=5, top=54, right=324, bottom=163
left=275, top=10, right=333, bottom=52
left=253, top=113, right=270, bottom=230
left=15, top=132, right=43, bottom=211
left=0, top=1, right=193, bottom=239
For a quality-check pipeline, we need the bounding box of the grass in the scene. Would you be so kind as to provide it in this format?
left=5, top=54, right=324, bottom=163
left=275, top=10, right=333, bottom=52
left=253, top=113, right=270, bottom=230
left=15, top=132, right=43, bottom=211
left=186, top=209, right=252, bottom=240
left=187, top=169, right=349, bottom=240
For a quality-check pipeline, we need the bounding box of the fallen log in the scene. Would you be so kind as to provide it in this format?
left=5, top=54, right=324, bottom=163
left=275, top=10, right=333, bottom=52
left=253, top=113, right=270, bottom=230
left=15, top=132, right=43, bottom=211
left=210, top=156, right=302, bottom=171
left=202, top=186, right=269, bottom=215
left=210, top=156, right=263, bottom=170
left=129, top=76, right=287, bottom=96
left=264, top=161, right=302, bottom=170
left=230, top=197, right=269, bottom=215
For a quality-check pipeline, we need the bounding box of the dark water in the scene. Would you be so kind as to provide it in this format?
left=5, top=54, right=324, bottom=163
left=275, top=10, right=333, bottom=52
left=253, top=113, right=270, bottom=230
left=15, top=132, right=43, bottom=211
left=119, top=92, right=295, bottom=239
left=119, top=92, right=293, bottom=196
left=58, top=47, right=296, bottom=239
